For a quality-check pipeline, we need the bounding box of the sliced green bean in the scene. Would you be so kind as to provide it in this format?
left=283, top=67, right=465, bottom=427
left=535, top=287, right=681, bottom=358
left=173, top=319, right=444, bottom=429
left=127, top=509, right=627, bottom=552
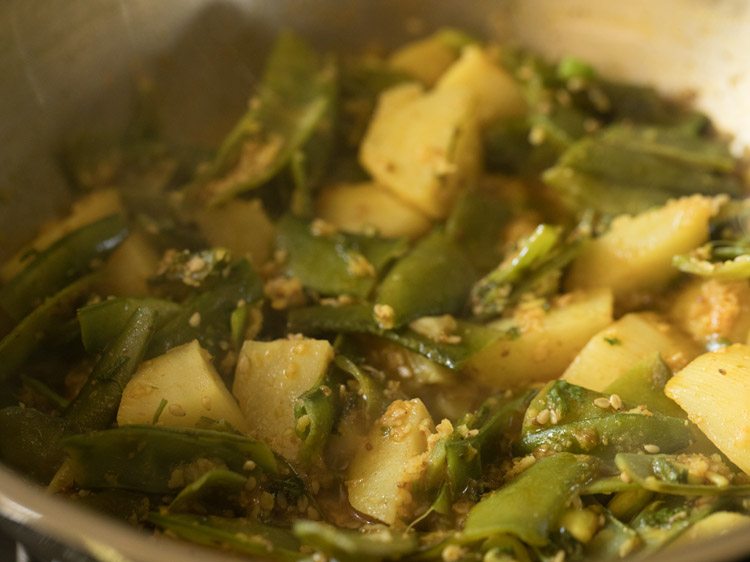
left=0, top=214, right=128, bottom=322
left=462, top=453, right=600, bottom=545
left=544, top=134, right=741, bottom=215
left=520, top=380, right=691, bottom=457
left=277, top=215, right=408, bottom=298
left=0, top=305, right=156, bottom=480
left=198, top=32, right=337, bottom=205
left=77, top=297, right=180, bottom=354
left=375, top=230, right=476, bottom=328
left=615, top=453, right=750, bottom=496
left=149, top=512, right=301, bottom=562
left=66, top=306, right=156, bottom=433
left=148, top=259, right=262, bottom=357
left=294, top=383, right=337, bottom=463
left=333, top=354, right=385, bottom=425
left=168, top=469, right=248, bottom=514
left=294, top=520, right=418, bottom=561
left=471, top=224, right=562, bottom=318
left=673, top=251, right=750, bottom=281
left=0, top=274, right=96, bottom=383
left=603, top=354, right=685, bottom=419
left=0, top=406, right=68, bottom=482
left=445, top=190, right=511, bottom=273
left=288, top=303, right=501, bottom=369
left=520, top=412, right=691, bottom=458
left=631, top=496, right=719, bottom=555
left=62, top=425, right=277, bottom=493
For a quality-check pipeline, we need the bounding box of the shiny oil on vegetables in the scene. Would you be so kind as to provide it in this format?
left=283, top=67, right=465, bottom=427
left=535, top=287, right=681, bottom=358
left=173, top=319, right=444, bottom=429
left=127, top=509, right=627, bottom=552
left=2, top=28, right=750, bottom=562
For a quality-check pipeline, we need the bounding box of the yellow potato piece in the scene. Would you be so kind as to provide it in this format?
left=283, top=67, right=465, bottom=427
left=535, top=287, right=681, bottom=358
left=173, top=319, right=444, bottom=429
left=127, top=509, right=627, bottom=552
left=463, top=289, right=613, bottom=388
left=196, top=198, right=276, bottom=268
left=315, top=181, right=431, bottom=240
left=232, top=338, right=333, bottom=460
left=563, top=312, right=701, bottom=392
left=347, top=398, right=433, bottom=525
left=666, top=344, right=750, bottom=474
left=360, top=83, right=481, bottom=219
left=117, top=340, right=248, bottom=432
left=98, top=230, right=159, bottom=297
left=437, top=45, right=526, bottom=125
left=567, top=195, right=722, bottom=306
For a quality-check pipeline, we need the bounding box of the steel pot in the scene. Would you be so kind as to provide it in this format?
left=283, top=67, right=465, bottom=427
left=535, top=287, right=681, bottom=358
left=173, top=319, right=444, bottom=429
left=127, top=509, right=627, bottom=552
left=0, top=1, right=749, bottom=560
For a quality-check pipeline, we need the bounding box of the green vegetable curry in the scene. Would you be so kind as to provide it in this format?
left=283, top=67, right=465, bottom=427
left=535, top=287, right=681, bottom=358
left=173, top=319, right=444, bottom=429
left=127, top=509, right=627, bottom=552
left=1, top=28, right=750, bottom=562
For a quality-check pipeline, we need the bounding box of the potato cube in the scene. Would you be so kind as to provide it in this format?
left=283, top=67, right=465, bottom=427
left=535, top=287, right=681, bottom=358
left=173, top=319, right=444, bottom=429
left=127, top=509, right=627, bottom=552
left=98, top=230, right=160, bottom=297
left=463, top=290, right=613, bottom=388
left=117, top=340, right=248, bottom=432
left=567, top=195, right=721, bottom=306
left=347, top=398, right=434, bottom=525
left=388, top=33, right=460, bottom=86
left=360, top=83, right=481, bottom=219
left=315, top=181, right=431, bottom=240
left=666, top=344, right=750, bottom=474
left=563, top=313, right=701, bottom=392
left=196, top=198, right=275, bottom=268
left=437, top=45, right=526, bottom=125
left=232, top=338, right=334, bottom=460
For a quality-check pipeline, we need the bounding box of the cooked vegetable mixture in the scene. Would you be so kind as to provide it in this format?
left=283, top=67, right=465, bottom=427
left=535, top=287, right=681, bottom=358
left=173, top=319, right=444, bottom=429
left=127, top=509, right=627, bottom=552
left=3, top=29, right=750, bottom=562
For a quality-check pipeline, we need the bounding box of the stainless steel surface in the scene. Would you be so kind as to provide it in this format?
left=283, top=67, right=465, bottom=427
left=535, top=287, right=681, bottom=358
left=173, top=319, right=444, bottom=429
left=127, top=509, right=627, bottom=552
left=0, top=1, right=749, bottom=560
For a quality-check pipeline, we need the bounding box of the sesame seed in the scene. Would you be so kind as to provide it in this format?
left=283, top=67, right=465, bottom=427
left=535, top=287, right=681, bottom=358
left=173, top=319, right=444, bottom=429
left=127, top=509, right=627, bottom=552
left=243, top=460, right=257, bottom=471
left=373, top=304, right=396, bottom=330
left=644, top=444, right=661, bottom=454
left=620, top=471, right=632, bottom=483
left=441, top=545, right=466, bottom=562
left=609, top=394, right=623, bottom=410
left=310, top=218, right=337, bottom=237
left=593, top=397, right=612, bottom=409
left=529, top=126, right=547, bottom=146
left=188, top=312, right=201, bottom=328
left=535, top=409, right=551, bottom=425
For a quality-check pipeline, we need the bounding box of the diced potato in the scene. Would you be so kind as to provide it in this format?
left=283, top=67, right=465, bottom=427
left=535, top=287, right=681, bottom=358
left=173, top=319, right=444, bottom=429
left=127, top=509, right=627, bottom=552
left=1, top=188, right=123, bottom=282
left=665, top=344, right=750, bottom=474
left=315, top=181, right=431, bottom=240
left=669, top=512, right=750, bottom=548
left=195, top=198, right=276, bottom=267
left=436, top=45, right=526, bottom=125
left=232, top=338, right=334, bottom=460
left=388, top=33, right=461, bottom=86
left=563, top=312, right=702, bottom=392
left=360, top=83, right=481, bottom=219
left=669, top=278, right=750, bottom=345
left=117, top=340, right=248, bottom=432
left=347, top=398, right=434, bottom=525
left=98, top=230, right=160, bottom=297
left=567, top=195, right=722, bottom=306
left=463, top=290, right=614, bottom=389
